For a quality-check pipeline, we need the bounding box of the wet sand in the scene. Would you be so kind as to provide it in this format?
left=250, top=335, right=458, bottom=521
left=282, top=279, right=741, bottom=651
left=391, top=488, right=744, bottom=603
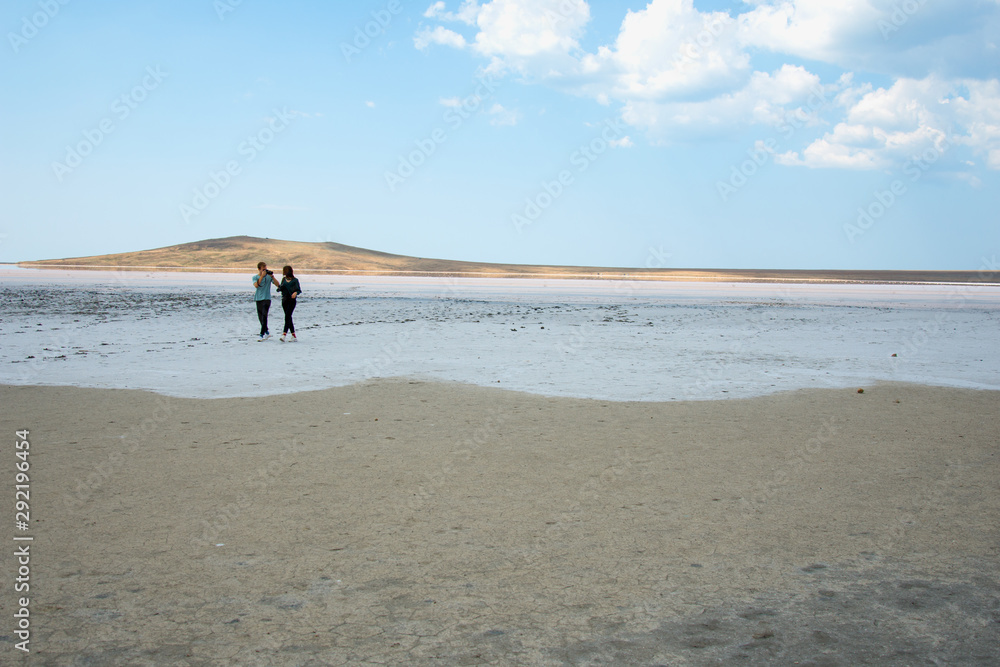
left=3, top=380, right=998, bottom=665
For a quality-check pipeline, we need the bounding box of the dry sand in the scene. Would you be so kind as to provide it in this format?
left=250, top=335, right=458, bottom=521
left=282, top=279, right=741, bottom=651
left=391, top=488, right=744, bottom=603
left=3, top=380, right=998, bottom=665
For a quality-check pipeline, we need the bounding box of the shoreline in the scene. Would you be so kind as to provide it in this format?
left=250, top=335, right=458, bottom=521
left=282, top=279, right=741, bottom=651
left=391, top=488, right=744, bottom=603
left=5, top=376, right=1000, bottom=402
left=13, top=262, right=1000, bottom=285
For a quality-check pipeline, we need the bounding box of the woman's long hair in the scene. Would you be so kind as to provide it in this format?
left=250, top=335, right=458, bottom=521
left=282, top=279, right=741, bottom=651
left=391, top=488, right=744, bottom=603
left=282, top=265, right=294, bottom=278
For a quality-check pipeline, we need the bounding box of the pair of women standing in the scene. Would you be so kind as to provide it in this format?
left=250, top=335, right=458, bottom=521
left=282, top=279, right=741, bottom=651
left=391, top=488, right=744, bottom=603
left=252, top=262, right=301, bottom=341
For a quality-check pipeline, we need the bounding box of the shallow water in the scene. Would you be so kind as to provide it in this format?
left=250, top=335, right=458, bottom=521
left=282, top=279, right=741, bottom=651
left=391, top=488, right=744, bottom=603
left=2, top=267, right=998, bottom=400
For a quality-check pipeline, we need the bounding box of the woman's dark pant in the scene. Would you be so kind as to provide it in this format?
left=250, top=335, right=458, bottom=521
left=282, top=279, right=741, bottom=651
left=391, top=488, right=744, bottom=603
left=256, top=299, right=270, bottom=336
left=282, top=298, right=296, bottom=334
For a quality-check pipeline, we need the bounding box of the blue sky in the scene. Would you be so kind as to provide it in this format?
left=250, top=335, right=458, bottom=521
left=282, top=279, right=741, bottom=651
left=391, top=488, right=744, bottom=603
left=2, top=0, right=998, bottom=269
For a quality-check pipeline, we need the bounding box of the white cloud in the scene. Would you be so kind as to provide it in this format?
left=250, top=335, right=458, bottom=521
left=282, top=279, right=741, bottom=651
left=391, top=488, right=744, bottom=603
left=949, top=78, right=1000, bottom=167
left=738, top=0, right=1000, bottom=78
left=988, top=150, right=1000, bottom=170
left=424, top=0, right=480, bottom=24
left=422, top=0, right=1000, bottom=82
left=417, top=0, right=1000, bottom=169
left=775, top=133, right=892, bottom=170
left=610, top=135, right=633, bottom=148
left=845, top=76, right=949, bottom=130
left=779, top=76, right=1000, bottom=170
left=737, top=0, right=882, bottom=64
left=424, top=1, right=447, bottom=18
left=576, top=0, right=748, bottom=101
left=621, top=64, right=839, bottom=141
left=414, top=26, right=468, bottom=50
left=488, top=102, right=520, bottom=125
left=365, top=101, right=375, bottom=108
left=417, top=0, right=796, bottom=121
left=472, top=0, right=589, bottom=59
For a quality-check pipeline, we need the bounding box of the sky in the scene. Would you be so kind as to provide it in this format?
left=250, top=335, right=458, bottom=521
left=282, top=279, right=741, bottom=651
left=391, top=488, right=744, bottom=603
left=2, top=0, right=999, bottom=270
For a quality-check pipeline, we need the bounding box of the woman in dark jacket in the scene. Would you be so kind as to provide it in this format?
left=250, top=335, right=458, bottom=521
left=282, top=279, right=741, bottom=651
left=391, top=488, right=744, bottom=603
left=278, top=265, right=301, bottom=341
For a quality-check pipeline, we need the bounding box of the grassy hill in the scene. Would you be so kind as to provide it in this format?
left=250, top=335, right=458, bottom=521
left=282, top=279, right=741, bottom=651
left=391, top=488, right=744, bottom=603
left=18, top=236, right=998, bottom=283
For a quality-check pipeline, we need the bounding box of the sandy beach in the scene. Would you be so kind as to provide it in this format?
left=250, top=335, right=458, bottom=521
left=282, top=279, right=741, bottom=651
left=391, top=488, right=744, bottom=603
left=3, top=379, right=998, bottom=665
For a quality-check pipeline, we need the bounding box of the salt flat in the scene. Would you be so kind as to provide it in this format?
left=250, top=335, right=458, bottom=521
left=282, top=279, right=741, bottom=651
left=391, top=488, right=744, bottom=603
left=2, top=267, right=998, bottom=400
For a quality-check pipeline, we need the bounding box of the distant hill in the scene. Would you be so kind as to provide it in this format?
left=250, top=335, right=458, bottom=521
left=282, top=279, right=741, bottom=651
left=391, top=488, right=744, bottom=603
left=18, top=236, right=998, bottom=283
